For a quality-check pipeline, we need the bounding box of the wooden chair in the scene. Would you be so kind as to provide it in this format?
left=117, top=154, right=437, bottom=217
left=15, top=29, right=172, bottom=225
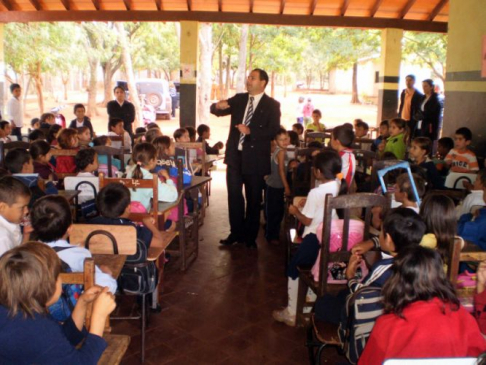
left=353, top=137, right=375, bottom=151
left=93, top=145, right=125, bottom=177
left=447, top=236, right=464, bottom=286
left=370, top=159, right=404, bottom=193
left=304, top=131, right=331, bottom=147
left=59, top=258, right=130, bottom=365
left=296, top=193, right=388, bottom=327
left=353, top=149, right=376, bottom=193
left=0, top=141, right=31, bottom=167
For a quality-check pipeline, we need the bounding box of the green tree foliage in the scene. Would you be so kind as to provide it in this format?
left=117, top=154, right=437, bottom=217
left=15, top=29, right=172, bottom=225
left=402, top=32, right=447, bottom=83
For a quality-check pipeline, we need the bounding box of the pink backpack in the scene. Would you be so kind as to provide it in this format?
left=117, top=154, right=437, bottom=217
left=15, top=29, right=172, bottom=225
left=312, top=219, right=367, bottom=283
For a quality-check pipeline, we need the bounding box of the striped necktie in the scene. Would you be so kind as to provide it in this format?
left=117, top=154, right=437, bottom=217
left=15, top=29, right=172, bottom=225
left=239, top=96, right=254, bottom=149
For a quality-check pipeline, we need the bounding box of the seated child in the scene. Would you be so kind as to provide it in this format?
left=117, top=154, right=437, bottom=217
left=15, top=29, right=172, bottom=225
left=145, top=128, right=163, bottom=144
left=392, top=172, right=425, bottom=212
left=287, top=130, right=299, bottom=160
left=330, top=125, right=356, bottom=187
left=134, top=127, right=146, bottom=145
left=196, top=124, right=224, bottom=155
left=186, top=126, right=197, bottom=142
left=70, top=148, right=99, bottom=212
left=305, top=109, right=326, bottom=143
left=371, top=120, right=389, bottom=153
left=153, top=136, right=176, bottom=173
left=30, top=140, right=58, bottom=184
left=146, top=122, right=160, bottom=130
left=55, top=128, right=79, bottom=174
left=315, top=208, right=425, bottom=328
left=92, top=136, right=121, bottom=171
left=434, top=136, right=454, bottom=173
left=354, top=119, right=369, bottom=138
left=125, top=142, right=178, bottom=212
left=445, top=127, right=479, bottom=173
left=174, top=128, right=195, bottom=171
left=28, top=129, right=46, bottom=142
left=0, top=121, right=12, bottom=143
left=409, top=137, right=443, bottom=189
left=30, top=117, right=40, bottom=131
left=107, top=118, right=131, bottom=152
left=69, top=103, right=94, bottom=138
left=458, top=180, right=486, bottom=250
left=30, top=195, right=117, bottom=294
left=292, top=123, right=304, bottom=144
left=384, top=118, right=407, bottom=160
left=40, top=112, right=56, bottom=130
left=272, top=150, right=345, bottom=326
left=0, top=177, right=31, bottom=256
left=0, top=242, right=115, bottom=364
left=174, top=127, right=190, bottom=143
left=360, top=246, right=486, bottom=364
left=46, top=124, right=62, bottom=146
left=456, top=169, right=486, bottom=219
left=77, top=126, right=92, bottom=148
left=5, top=148, right=47, bottom=206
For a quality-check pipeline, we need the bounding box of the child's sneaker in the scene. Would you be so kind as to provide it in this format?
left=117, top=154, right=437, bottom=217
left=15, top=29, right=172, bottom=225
left=272, top=307, right=296, bottom=327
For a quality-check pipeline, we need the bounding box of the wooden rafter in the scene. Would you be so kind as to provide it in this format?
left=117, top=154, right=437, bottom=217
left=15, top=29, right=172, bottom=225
left=154, top=0, right=161, bottom=11
left=310, top=0, right=318, bottom=15
left=341, top=0, right=351, bottom=16
left=0, top=0, right=16, bottom=11
left=28, top=0, right=43, bottom=11
left=428, top=0, right=447, bottom=21
left=370, top=0, right=383, bottom=17
left=399, top=0, right=417, bottom=19
left=218, top=0, right=222, bottom=12
left=249, top=0, right=254, bottom=13
left=0, top=10, right=447, bottom=33
left=59, top=0, right=70, bottom=10
left=91, top=0, right=100, bottom=10
left=122, top=0, right=130, bottom=10
left=187, top=0, right=191, bottom=11
left=280, top=0, right=286, bottom=14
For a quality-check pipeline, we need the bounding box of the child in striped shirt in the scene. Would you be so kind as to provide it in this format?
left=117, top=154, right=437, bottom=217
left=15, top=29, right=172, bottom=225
left=445, top=127, right=479, bottom=173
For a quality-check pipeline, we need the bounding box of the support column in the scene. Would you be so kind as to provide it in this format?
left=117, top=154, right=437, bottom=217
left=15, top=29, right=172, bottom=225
left=0, top=24, right=5, bottom=118
left=376, top=28, right=403, bottom=125
left=179, top=21, right=198, bottom=129
left=444, top=0, right=486, bottom=157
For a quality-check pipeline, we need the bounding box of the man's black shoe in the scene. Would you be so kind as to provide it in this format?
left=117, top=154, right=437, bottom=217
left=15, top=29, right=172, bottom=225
left=220, top=236, right=240, bottom=246
left=246, top=242, right=258, bottom=249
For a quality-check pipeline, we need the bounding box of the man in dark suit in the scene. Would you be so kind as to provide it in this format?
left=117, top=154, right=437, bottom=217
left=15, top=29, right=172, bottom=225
left=210, top=69, right=280, bottom=249
left=398, top=74, right=423, bottom=138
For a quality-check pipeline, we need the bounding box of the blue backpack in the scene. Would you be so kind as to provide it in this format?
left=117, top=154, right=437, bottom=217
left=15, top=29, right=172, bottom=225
left=48, top=246, right=84, bottom=322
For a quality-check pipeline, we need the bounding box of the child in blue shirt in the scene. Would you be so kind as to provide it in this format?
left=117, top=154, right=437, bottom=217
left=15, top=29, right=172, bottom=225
left=458, top=181, right=486, bottom=250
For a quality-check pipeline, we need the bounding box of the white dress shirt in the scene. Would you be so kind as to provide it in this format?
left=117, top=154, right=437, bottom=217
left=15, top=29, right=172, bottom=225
left=6, top=96, right=23, bottom=128
left=238, top=92, right=265, bottom=151
left=0, top=215, right=22, bottom=257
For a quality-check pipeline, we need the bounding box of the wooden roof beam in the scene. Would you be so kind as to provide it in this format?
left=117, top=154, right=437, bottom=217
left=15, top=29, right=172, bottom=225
left=28, top=0, right=43, bottom=10
left=310, top=0, right=318, bottom=15
left=428, top=0, right=447, bottom=21
left=399, top=0, right=417, bottom=19
left=60, top=0, right=70, bottom=10
left=0, top=0, right=16, bottom=11
left=154, top=0, right=161, bottom=11
left=122, top=0, right=130, bottom=10
left=187, top=0, right=191, bottom=11
left=91, top=0, right=100, bottom=10
left=370, top=0, right=383, bottom=17
left=249, top=0, right=254, bottom=13
left=218, top=0, right=222, bottom=12
left=280, top=0, right=286, bottom=14
left=341, top=0, right=350, bottom=16
left=0, top=11, right=448, bottom=33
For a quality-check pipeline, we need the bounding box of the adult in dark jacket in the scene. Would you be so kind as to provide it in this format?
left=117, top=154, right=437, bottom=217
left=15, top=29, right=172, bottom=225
left=415, top=79, right=442, bottom=142
left=106, top=86, right=135, bottom=140
left=398, top=74, right=423, bottom=138
left=210, top=69, right=280, bottom=249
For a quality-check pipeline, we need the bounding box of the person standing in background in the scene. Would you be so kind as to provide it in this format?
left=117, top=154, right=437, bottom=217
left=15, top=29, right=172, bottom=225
left=6, top=84, right=23, bottom=141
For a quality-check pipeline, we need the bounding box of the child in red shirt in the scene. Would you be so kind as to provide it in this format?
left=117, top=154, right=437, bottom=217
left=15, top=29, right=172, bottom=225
left=55, top=128, right=79, bottom=174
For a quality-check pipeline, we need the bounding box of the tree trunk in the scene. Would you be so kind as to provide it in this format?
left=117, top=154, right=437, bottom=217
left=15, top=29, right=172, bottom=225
left=235, top=24, right=249, bottom=93
left=23, top=76, right=32, bottom=103
left=198, top=23, right=212, bottom=125
left=32, top=63, right=44, bottom=114
left=101, top=60, right=122, bottom=107
left=271, top=71, right=275, bottom=99
left=116, top=22, right=142, bottom=127
left=218, top=42, right=223, bottom=100
left=86, top=57, right=99, bottom=118
left=61, top=73, right=69, bottom=101
left=351, top=62, right=360, bottom=104
left=224, top=54, right=231, bottom=98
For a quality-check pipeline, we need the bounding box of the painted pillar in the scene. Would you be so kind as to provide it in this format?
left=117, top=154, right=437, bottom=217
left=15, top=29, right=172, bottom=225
left=443, top=0, right=486, bottom=157
left=179, top=21, right=198, bottom=129
left=377, top=28, right=403, bottom=126
left=0, top=24, right=5, bottom=118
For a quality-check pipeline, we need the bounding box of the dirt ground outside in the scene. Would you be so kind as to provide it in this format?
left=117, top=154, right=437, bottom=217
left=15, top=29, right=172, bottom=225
left=22, top=89, right=378, bottom=146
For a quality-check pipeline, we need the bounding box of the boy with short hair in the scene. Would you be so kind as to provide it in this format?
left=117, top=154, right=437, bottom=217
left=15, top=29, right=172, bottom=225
left=330, top=125, right=356, bottom=187
left=354, top=120, right=369, bottom=138
left=186, top=126, right=197, bottom=142
left=445, top=127, right=479, bottom=173
left=75, top=148, right=99, bottom=175
left=69, top=104, right=94, bottom=138
left=456, top=170, right=486, bottom=219
left=173, top=128, right=189, bottom=142
left=30, top=195, right=117, bottom=292
left=6, top=83, right=23, bottom=141
left=30, top=117, right=40, bottom=130
left=0, top=176, right=32, bottom=256
left=458, top=179, right=486, bottom=250
left=394, top=173, right=426, bottom=213
left=372, top=120, right=389, bottom=153
left=5, top=148, right=46, bottom=206
left=0, top=121, right=13, bottom=143
left=196, top=124, right=224, bottom=155
left=292, top=123, right=304, bottom=143
left=107, top=118, right=131, bottom=152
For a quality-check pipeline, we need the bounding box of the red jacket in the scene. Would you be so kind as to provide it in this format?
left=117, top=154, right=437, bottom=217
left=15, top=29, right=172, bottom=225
left=55, top=156, right=76, bottom=174
left=475, top=290, right=486, bottom=334
left=359, top=298, right=486, bottom=365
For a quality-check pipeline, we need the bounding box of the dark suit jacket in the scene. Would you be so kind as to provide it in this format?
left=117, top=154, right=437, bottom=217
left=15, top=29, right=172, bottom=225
left=398, top=88, right=423, bottom=136
left=420, top=92, right=442, bottom=140
left=210, top=93, right=280, bottom=175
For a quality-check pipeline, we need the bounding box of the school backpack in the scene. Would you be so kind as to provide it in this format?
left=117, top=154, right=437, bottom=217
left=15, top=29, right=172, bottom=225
left=338, top=286, right=384, bottom=364
left=48, top=246, right=84, bottom=322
